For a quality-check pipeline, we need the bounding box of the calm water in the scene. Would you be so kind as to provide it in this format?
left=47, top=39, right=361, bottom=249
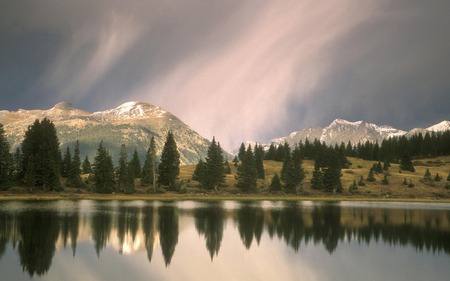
left=0, top=200, right=449, bottom=281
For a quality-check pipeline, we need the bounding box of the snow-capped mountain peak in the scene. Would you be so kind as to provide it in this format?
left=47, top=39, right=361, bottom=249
left=93, top=101, right=167, bottom=120
left=427, top=120, right=450, bottom=132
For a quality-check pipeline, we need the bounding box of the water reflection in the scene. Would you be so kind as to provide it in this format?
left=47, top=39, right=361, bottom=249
left=0, top=200, right=449, bottom=278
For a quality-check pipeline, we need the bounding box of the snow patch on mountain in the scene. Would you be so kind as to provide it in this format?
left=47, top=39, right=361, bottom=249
left=427, top=120, right=450, bottom=132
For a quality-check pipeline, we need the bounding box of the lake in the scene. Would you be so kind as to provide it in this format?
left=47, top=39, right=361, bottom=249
left=0, top=200, right=449, bottom=281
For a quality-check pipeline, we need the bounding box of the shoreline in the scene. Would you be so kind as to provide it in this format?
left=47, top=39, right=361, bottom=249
left=1, top=193, right=450, bottom=203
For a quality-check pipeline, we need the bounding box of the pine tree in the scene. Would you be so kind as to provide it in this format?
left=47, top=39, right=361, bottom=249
left=82, top=156, right=92, bottom=174
left=233, top=156, right=239, bottom=167
left=322, top=149, right=342, bottom=193
left=265, top=143, right=277, bottom=160
left=158, top=131, right=180, bottom=188
left=434, top=173, right=441, bottom=182
left=383, top=161, right=390, bottom=171
left=310, top=160, right=324, bottom=190
left=400, top=152, right=415, bottom=172
left=269, top=174, right=281, bottom=192
left=142, top=136, right=157, bottom=191
left=358, top=175, right=366, bottom=186
left=447, top=172, right=450, bottom=182
left=93, top=141, right=115, bottom=193
left=423, top=168, right=432, bottom=181
left=20, top=118, right=62, bottom=190
left=236, top=145, right=257, bottom=192
left=200, top=137, right=225, bottom=190
left=0, top=124, right=13, bottom=189
left=192, top=159, right=206, bottom=181
left=254, top=144, right=265, bottom=180
left=367, top=168, right=376, bottom=182
left=117, top=144, right=135, bottom=193
left=67, top=140, right=83, bottom=188
left=129, top=149, right=142, bottom=179
left=62, top=147, right=72, bottom=178
left=237, top=143, right=246, bottom=163
left=281, top=146, right=305, bottom=193
left=408, top=179, right=414, bottom=188
left=402, top=177, right=408, bottom=186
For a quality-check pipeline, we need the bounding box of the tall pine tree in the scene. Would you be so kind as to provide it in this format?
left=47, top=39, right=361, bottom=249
left=0, top=124, right=13, bottom=189
left=20, top=118, right=62, bottom=190
left=142, top=136, right=157, bottom=191
left=236, top=144, right=257, bottom=192
left=93, top=141, right=115, bottom=193
left=67, top=140, right=83, bottom=188
left=129, top=149, right=142, bottom=179
left=158, top=131, right=180, bottom=188
left=200, top=137, right=225, bottom=190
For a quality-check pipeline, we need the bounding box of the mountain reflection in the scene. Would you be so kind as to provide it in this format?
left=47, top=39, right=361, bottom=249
left=0, top=200, right=449, bottom=277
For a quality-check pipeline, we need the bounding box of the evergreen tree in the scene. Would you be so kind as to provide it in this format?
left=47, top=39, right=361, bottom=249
left=383, top=161, right=390, bottom=171
left=399, top=152, right=415, bottom=172
left=200, top=137, right=225, bottom=190
left=117, top=144, right=135, bottom=193
left=281, top=146, right=305, bottom=193
left=142, top=136, right=157, bottom=191
left=20, top=118, right=62, bottom=190
left=93, top=141, right=115, bottom=193
left=233, top=156, right=239, bottom=167
left=265, top=143, right=277, bottom=160
left=374, top=162, right=383, bottom=174
left=82, top=156, right=92, bottom=174
left=158, top=131, right=180, bottom=188
left=322, top=149, right=343, bottom=193
left=67, top=140, right=83, bottom=188
left=408, top=179, right=414, bottom=188
left=403, top=177, right=408, bottom=186
left=236, top=145, right=257, bottom=192
left=192, top=159, right=206, bottom=181
left=12, top=147, right=22, bottom=182
left=358, top=175, right=366, bottom=186
left=434, top=173, right=441, bottom=182
left=62, top=147, right=72, bottom=178
left=269, top=174, right=281, bottom=192
left=254, top=144, right=265, bottom=180
left=348, top=180, right=357, bottom=193
left=0, top=124, right=13, bottom=189
left=129, top=149, right=142, bottom=179
left=367, top=168, right=376, bottom=182
left=310, top=159, right=324, bottom=190
left=447, top=172, right=450, bottom=182
left=237, top=143, right=246, bottom=163
left=423, top=168, right=432, bottom=181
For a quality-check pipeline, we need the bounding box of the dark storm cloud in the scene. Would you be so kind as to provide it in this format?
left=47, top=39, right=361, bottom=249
left=1, top=1, right=449, bottom=150
left=289, top=1, right=450, bottom=131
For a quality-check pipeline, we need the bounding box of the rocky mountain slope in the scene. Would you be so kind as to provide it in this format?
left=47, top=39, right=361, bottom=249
left=262, top=119, right=450, bottom=149
left=0, top=101, right=213, bottom=165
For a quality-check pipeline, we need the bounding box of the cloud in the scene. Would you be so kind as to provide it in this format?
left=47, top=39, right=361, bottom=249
left=1, top=0, right=449, bottom=150
left=130, top=1, right=380, bottom=149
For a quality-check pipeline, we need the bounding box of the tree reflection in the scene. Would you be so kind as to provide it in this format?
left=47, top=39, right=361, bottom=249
left=158, top=205, right=179, bottom=267
left=0, top=200, right=450, bottom=277
left=142, top=205, right=156, bottom=262
left=236, top=202, right=264, bottom=249
left=91, top=208, right=112, bottom=257
left=194, top=202, right=225, bottom=260
left=18, top=210, right=60, bottom=277
left=116, top=205, right=140, bottom=254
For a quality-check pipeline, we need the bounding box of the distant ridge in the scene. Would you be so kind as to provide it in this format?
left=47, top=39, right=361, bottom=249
left=0, top=101, right=214, bottom=165
left=240, top=119, right=450, bottom=152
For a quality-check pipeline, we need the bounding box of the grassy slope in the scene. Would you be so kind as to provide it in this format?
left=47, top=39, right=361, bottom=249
left=178, top=156, right=450, bottom=199
left=2, top=156, right=449, bottom=201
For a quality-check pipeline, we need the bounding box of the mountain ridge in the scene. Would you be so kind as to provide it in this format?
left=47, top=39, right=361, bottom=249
left=0, top=101, right=213, bottom=165
left=240, top=119, right=450, bottom=153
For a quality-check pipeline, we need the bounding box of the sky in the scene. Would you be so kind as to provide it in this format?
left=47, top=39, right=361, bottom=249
left=1, top=0, right=449, bottom=150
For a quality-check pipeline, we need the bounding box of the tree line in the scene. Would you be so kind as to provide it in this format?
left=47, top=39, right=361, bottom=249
left=1, top=119, right=450, bottom=193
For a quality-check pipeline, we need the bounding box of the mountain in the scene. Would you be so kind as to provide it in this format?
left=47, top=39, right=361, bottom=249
left=0, top=101, right=214, bottom=165
left=260, top=119, right=449, bottom=150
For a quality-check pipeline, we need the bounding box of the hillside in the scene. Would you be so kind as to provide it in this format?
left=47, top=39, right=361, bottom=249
left=255, top=119, right=450, bottom=150
left=0, top=101, right=214, bottom=165
left=177, top=156, right=450, bottom=199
